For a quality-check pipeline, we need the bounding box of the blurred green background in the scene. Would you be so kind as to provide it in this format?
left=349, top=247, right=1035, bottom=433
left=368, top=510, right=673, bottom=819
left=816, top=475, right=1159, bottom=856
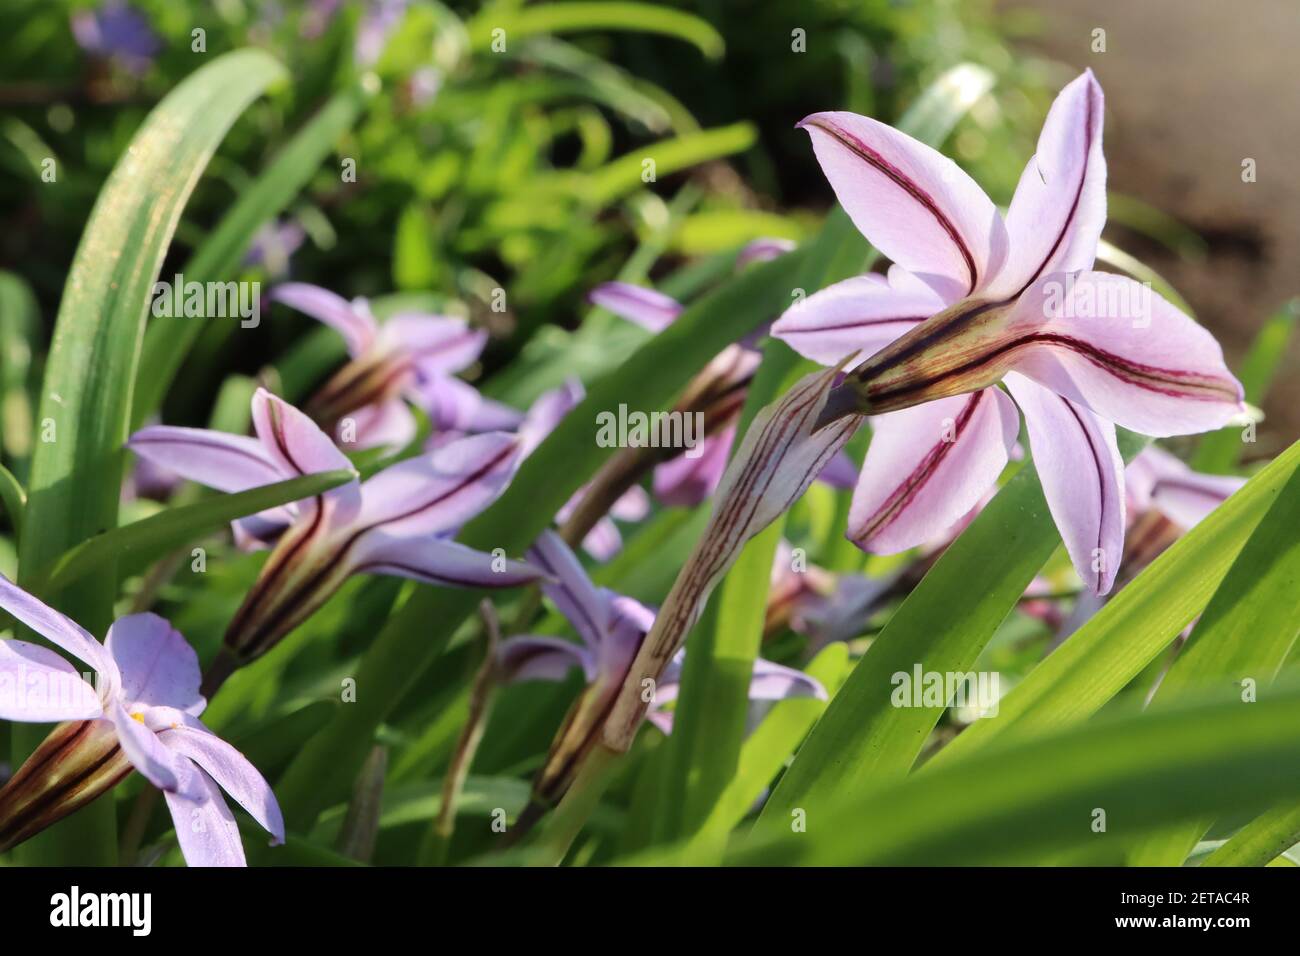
left=1, top=0, right=1294, bottom=447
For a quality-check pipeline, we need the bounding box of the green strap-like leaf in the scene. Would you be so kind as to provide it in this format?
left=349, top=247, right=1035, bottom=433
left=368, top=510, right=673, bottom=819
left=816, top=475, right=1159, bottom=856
left=12, top=48, right=286, bottom=866
left=928, top=437, right=1300, bottom=770
left=1202, top=804, right=1300, bottom=867
left=0, top=271, right=38, bottom=464
left=1127, top=458, right=1300, bottom=865
left=585, top=124, right=756, bottom=206
left=0, top=461, right=24, bottom=541
left=132, top=85, right=367, bottom=428
left=655, top=520, right=786, bottom=845
left=466, top=3, right=726, bottom=60
left=33, top=469, right=356, bottom=593
left=688, top=643, right=850, bottom=848
left=727, top=683, right=1300, bottom=865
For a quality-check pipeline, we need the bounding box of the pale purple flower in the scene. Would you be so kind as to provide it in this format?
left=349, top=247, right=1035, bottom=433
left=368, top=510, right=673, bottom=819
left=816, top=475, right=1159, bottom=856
left=498, top=532, right=823, bottom=800
left=510, top=378, right=650, bottom=561
left=765, top=539, right=837, bottom=634
left=272, top=283, right=500, bottom=450
left=128, top=388, right=541, bottom=670
left=406, top=67, right=443, bottom=108
left=736, top=237, right=797, bottom=268
left=355, top=0, right=408, bottom=67
left=121, top=435, right=181, bottom=503
left=588, top=281, right=852, bottom=506
left=0, top=578, right=282, bottom=866
left=71, top=1, right=160, bottom=75
left=1019, top=575, right=1067, bottom=633
left=772, top=70, right=1244, bottom=594
left=1124, top=446, right=1245, bottom=531
left=300, top=0, right=344, bottom=39
left=417, top=374, right=525, bottom=438
left=1055, top=450, right=1245, bottom=642
left=244, top=220, right=306, bottom=279
left=555, top=482, right=651, bottom=562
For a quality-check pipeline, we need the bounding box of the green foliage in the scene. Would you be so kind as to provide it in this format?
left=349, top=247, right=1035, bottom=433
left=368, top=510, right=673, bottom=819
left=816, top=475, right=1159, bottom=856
left=0, top=0, right=1293, bottom=873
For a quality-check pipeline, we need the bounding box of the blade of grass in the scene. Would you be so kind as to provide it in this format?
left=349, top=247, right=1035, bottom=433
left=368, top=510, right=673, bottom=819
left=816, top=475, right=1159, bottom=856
left=33, top=469, right=356, bottom=593
left=689, top=643, right=851, bottom=845
left=1202, top=805, right=1300, bottom=867
left=0, top=462, right=24, bottom=541
left=132, top=85, right=367, bottom=428
left=727, top=682, right=1300, bottom=865
left=654, top=520, right=785, bottom=845
left=1127, top=460, right=1300, bottom=865
left=11, top=48, right=286, bottom=865
left=585, top=124, right=756, bottom=206
left=0, top=271, right=38, bottom=465
left=927, top=437, right=1300, bottom=770
left=466, top=3, right=726, bottom=60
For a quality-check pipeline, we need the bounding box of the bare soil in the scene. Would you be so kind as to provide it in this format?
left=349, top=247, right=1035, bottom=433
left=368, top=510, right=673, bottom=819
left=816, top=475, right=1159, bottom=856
left=1005, top=0, right=1300, bottom=455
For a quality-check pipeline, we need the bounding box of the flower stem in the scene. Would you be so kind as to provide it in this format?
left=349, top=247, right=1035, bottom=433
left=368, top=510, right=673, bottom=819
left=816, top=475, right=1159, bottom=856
left=419, top=601, right=501, bottom=865
left=528, top=744, right=621, bottom=866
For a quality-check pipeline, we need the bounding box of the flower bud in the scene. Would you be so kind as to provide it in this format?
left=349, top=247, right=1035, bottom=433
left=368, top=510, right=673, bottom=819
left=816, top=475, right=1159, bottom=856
left=306, top=350, right=411, bottom=438
left=0, top=719, right=132, bottom=853
left=845, top=297, right=1020, bottom=415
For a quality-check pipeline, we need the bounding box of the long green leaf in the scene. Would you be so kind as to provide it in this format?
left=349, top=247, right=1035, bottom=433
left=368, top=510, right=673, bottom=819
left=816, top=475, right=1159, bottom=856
left=34, top=469, right=356, bottom=593
left=467, top=3, right=726, bottom=60
left=1127, top=460, right=1300, bottom=865
left=655, top=520, right=784, bottom=845
left=585, top=124, right=756, bottom=206
left=0, top=271, right=38, bottom=464
left=691, top=643, right=850, bottom=843
left=0, top=462, right=24, bottom=541
left=928, top=437, right=1300, bottom=769
left=1203, top=804, right=1300, bottom=867
left=728, top=684, right=1300, bottom=865
left=11, top=48, right=286, bottom=865
left=132, top=85, right=367, bottom=427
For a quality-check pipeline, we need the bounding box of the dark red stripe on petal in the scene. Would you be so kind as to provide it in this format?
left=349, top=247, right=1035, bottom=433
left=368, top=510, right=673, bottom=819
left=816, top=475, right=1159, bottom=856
left=1012, top=85, right=1098, bottom=299
left=804, top=117, right=981, bottom=295
left=868, top=330, right=1241, bottom=412
left=356, top=561, right=520, bottom=589
left=779, top=314, right=931, bottom=337
left=357, top=441, right=517, bottom=535
left=1062, top=398, right=1107, bottom=557
left=852, top=390, right=986, bottom=544
left=266, top=400, right=307, bottom=477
